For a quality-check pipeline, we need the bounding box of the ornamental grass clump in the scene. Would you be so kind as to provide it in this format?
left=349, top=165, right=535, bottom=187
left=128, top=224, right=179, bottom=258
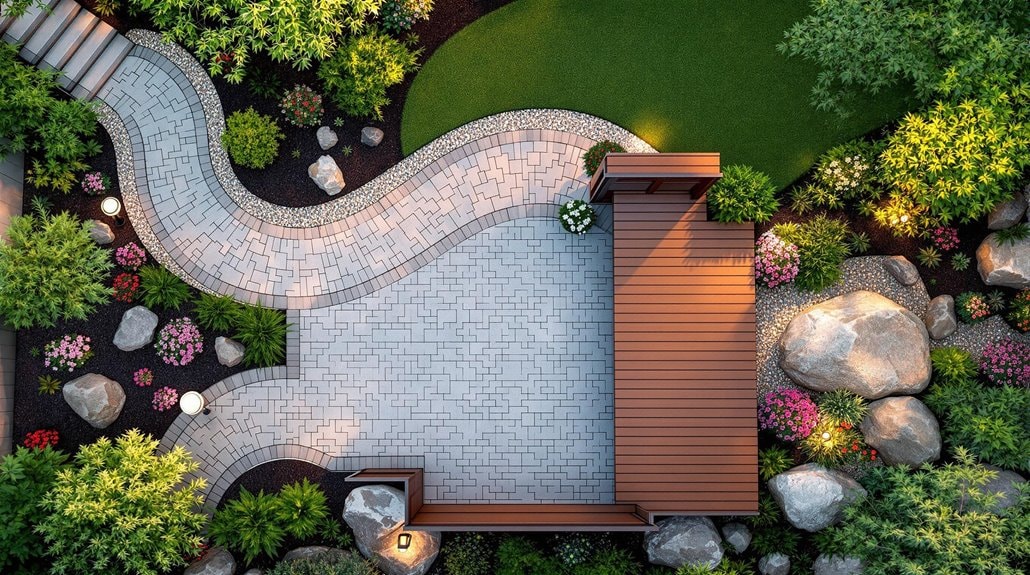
left=156, top=317, right=204, bottom=366
left=558, top=200, right=595, bottom=235
left=929, top=347, right=978, bottom=385
left=759, top=388, right=818, bottom=442
left=754, top=231, right=800, bottom=288
left=43, top=334, right=93, bottom=373
left=772, top=216, right=851, bottom=292
left=233, top=304, right=289, bottom=367
left=955, top=291, right=991, bottom=323
left=816, top=389, right=867, bottom=427
left=980, top=338, right=1030, bottom=388
left=139, top=265, right=191, bottom=310
left=280, top=85, right=323, bottom=127
left=194, top=292, right=243, bottom=332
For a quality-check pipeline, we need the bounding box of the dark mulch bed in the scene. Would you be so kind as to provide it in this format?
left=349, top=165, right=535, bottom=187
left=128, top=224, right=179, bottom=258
left=13, top=128, right=250, bottom=454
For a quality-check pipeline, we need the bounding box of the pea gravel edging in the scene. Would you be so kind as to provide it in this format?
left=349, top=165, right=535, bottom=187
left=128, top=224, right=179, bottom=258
left=757, top=255, right=1030, bottom=396
left=125, top=29, right=654, bottom=228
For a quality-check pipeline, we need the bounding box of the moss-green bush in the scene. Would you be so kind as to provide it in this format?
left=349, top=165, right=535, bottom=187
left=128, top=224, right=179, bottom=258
left=707, top=165, right=779, bottom=223
left=0, top=446, right=69, bottom=574
left=223, top=107, right=284, bottom=169
left=318, top=29, right=421, bottom=120
left=138, top=265, right=191, bottom=311
left=233, top=304, right=289, bottom=367
left=772, top=215, right=851, bottom=292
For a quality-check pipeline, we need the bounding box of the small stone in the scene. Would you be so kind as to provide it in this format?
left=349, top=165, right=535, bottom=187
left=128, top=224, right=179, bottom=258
left=215, top=336, right=245, bottom=367
left=720, top=522, right=751, bottom=554
left=88, top=220, right=114, bottom=244
left=988, top=190, right=1027, bottom=230
left=113, top=306, right=159, bottom=351
left=759, top=553, right=791, bottom=575
left=316, top=126, right=338, bottom=150
left=361, top=126, right=384, bottom=147
left=63, top=373, right=126, bottom=429
left=923, top=295, right=957, bottom=340
left=184, top=547, right=235, bottom=575
left=977, top=233, right=1030, bottom=288
left=812, top=554, right=864, bottom=575
left=883, top=255, right=920, bottom=286
left=308, top=155, right=345, bottom=195
left=860, top=396, right=941, bottom=467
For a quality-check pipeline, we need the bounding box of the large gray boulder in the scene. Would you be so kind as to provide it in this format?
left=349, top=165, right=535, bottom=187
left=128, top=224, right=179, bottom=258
left=924, top=295, right=957, bottom=340
left=343, top=485, right=440, bottom=575
left=813, top=554, right=865, bottom=575
left=88, top=220, right=114, bottom=244
left=988, top=190, right=1027, bottom=230
left=63, top=373, right=125, bottom=429
left=883, top=256, right=919, bottom=286
left=759, top=553, right=791, bottom=575
left=979, top=466, right=1027, bottom=514
left=184, top=547, right=236, bottom=575
left=316, top=126, right=338, bottom=150
left=644, top=516, right=723, bottom=569
left=308, top=155, right=345, bottom=195
left=113, top=305, right=158, bottom=351
left=361, top=126, right=384, bottom=147
left=215, top=336, right=245, bottom=367
left=977, top=233, right=1030, bottom=288
left=720, top=522, right=750, bottom=554
left=778, top=291, right=931, bottom=399
left=860, top=396, right=941, bottom=467
left=768, top=464, right=867, bottom=532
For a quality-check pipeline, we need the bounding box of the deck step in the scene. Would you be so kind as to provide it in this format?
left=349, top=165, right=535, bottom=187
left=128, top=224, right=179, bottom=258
left=71, top=33, right=130, bottom=99
left=39, top=7, right=98, bottom=71
left=2, top=0, right=57, bottom=45
left=57, top=18, right=114, bottom=89
left=20, top=0, right=79, bottom=64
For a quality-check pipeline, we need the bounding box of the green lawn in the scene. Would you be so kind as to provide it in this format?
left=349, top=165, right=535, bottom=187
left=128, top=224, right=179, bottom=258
left=401, top=0, right=912, bottom=189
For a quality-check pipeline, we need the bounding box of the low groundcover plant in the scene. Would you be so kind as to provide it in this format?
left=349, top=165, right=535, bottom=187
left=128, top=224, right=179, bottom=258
left=156, top=317, right=204, bottom=366
left=759, top=388, right=818, bottom=442
left=43, top=334, right=93, bottom=373
left=754, top=231, right=800, bottom=288
left=558, top=200, right=595, bottom=235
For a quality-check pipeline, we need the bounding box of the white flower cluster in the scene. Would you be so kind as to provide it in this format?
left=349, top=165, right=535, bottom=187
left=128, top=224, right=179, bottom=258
left=559, top=200, right=595, bottom=235
left=821, top=154, right=869, bottom=194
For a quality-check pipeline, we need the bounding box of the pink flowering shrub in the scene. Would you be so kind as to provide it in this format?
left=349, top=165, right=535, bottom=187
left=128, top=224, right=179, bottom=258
left=81, top=171, right=109, bottom=195
left=981, top=338, right=1030, bottom=388
left=133, top=367, right=154, bottom=387
left=755, top=231, right=800, bottom=288
left=956, top=292, right=991, bottom=323
left=930, top=226, right=960, bottom=251
left=759, top=388, right=819, bottom=442
left=115, top=242, right=147, bottom=270
left=156, top=318, right=204, bottom=366
left=152, top=386, right=179, bottom=411
left=43, top=334, right=93, bottom=373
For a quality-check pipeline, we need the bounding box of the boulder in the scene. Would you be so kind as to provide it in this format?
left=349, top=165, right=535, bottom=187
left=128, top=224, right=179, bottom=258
left=316, top=126, right=338, bottom=150
left=977, top=233, right=1030, bottom=288
left=88, top=220, right=114, bottom=244
left=923, top=295, right=957, bottom=340
left=344, top=485, right=440, bottom=575
left=242, top=571, right=262, bottom=575
left=113, top=305, right=158, bottom=351
left=778, top=291, right=931, bottom=399
left=215, top=336, right=245, bottom=367
left=282, top=546, right=349, bottom=563
left=988, top=190, right=1027, bottom=230
left=813, top=554, right=864, bottom=575
left=768, top=464, right=867, bottom=532
left=758, top=553, right=791, bottom=575
left=361, top=126, right=384, bottom=147
left=644, top=516, right=723, bottom=569
left=720, top=522, right=750, bottom=554
left=860, top=396, right=941, bottom=467
left=883, top=256, right=920, bottom=286
left=63, top=373, right=125, bottom=429
left=308, top=155, right=345, bottom=196
left=184, top=547, right=235, bottom=575
left=979, top=465, right=1027, bottom=514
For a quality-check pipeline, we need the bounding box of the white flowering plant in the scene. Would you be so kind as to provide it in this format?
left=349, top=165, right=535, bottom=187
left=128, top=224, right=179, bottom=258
left=814, top=140, right=878, bottom=201
left=559, top=200, right=596, bottom=235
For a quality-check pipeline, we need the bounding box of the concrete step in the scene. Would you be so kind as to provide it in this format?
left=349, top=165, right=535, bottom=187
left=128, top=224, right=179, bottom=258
left=71, top=33, right=130, bottom=99
left=20, top=0, right=79, bottom=64
left=57, top=17, right=114, bottom=89
left=2, top=0, right=58, bottom=45
left=39, top=7, right=98, bottom=71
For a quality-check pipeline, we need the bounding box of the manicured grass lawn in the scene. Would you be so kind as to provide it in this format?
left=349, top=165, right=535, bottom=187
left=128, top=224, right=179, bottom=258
left=402, top=0, right=912, bottom=189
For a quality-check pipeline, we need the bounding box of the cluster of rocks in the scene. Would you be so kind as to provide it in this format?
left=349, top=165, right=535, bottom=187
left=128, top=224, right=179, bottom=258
left=184, top=545, right=357, bottom=575
left=307, top=126, right=384, bottom=195
left=979, top=187, right=1030, bottom=288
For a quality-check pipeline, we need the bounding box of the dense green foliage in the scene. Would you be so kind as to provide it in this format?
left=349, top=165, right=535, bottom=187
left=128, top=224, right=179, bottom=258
left=233, top=304, right=290, bottom=367
left=223, top=107, right=284, bottom=169
left=930, top=346, right=979, bottom=384
left=791, top=140, right=880, bottom=214
left=265, top=553, right=377, bottom=575
left=582, top=141, right=625, bottom=177
left=707, top=165, right=779, bottom=223
left=0, top=210, right=112, bottom=329
left=0, top=44, right=99, bottom=193
left=443, top=532, right=494, bottom=575
left=772, top=216, right=851, bottom=292
left=677, top=558, right=755, bottom=575
left=402, top=0, right=907, bottom=188
left=779, top=0, right=1030, bottom=113
left=36, top=430, right=206, bottom=575
left=820, top=449, right=1029, bottom=574
left=138, top=265, right=191, bottom=310
left=193, top=292, right=244, bottom=332
left=816, top=389, right=867, bottom=426
left=275, top=478, right=329, bottom=539
left=209, top=487, right=286, bottom=564
left=127, top=0, right=382, bottom=82
left=0, top=447, right=69, bottom=575
left=319, top=29, right=421, bottom=120
left=924, top=376, right=1030, bottom=472
left=757, top=445, right=794, bottom=481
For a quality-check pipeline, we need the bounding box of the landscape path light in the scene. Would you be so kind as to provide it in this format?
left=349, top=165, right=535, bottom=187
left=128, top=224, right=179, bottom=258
left=180, top=391, right=210, bottom=416
left=100, top=196, right=125, bottom=227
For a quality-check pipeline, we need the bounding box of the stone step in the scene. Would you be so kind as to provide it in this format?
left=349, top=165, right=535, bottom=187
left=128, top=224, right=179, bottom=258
left=57, top=17, right=114, bottom=89
left=39, top=7, right=98, bottom=71
left=2, top=0, right=58, bottom=45
left=71, top=33, right=130, bottom=99
left=20, top=0, right=80, bottom=64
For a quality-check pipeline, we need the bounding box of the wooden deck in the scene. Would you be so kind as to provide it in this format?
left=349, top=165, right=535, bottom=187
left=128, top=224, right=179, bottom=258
left=613, top=191, right=758, bottom=516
